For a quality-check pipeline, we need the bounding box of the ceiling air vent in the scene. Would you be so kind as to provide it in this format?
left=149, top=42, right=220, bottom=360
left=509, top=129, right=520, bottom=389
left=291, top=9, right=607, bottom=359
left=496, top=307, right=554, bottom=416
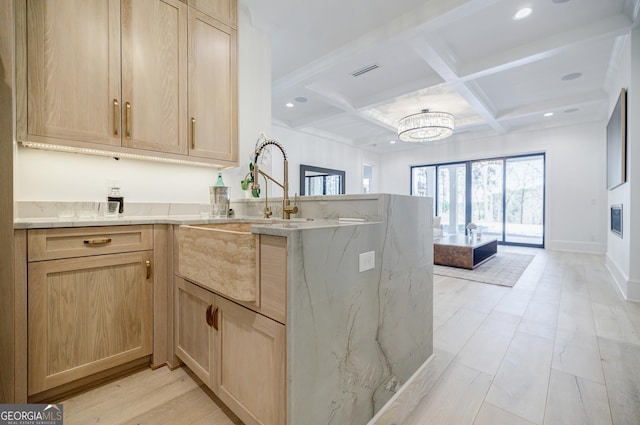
left=352, top=64, right=379, bottom=77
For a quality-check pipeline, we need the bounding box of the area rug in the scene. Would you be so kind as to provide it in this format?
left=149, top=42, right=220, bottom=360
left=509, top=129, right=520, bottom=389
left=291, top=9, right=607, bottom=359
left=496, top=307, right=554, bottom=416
left=434, top=252, right=535, bottom=287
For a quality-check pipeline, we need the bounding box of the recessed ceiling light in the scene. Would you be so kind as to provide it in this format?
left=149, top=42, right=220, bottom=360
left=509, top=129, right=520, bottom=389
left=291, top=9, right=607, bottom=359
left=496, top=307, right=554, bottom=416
left=561, top=72, right=582, bottom=81
left=513, top=7, right=532, bottom=20
left=285, top=102, right=294, bottom=108
left=389, top=140, right=396, bottom=144
left=295, top=97, right=308, bottom=103
left=564, top=108, right=579, bottom=113
left=544, top=112, right=554, bottom=117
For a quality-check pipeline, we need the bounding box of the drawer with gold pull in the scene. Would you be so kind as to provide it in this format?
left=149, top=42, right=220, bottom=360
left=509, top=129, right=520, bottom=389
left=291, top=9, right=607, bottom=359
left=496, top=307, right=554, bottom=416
left=28, top=225, right=153, bottom=261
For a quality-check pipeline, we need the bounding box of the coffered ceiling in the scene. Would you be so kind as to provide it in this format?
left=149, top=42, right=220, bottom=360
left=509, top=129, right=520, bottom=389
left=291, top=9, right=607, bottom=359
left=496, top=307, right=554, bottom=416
left=240, top=0, right=639, bottom=152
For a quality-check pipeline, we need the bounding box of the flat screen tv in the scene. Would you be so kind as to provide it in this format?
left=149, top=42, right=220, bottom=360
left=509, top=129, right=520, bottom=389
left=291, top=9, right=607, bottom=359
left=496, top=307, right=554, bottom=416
left=607, top=88, right=627, bottom=190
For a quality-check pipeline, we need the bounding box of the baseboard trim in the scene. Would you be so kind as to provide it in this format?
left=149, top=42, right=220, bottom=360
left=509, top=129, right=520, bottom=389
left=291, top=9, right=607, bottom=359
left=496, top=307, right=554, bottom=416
left=28, top=356, right=151, bottom=404
left=628, top=279, right=640, bottom=301
left=368, top=354, right=435, bottom=425
left=605, top=254, right=640, bottom=301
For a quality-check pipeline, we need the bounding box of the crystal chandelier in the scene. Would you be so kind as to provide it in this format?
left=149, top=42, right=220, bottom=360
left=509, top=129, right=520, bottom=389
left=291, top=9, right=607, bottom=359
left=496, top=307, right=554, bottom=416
left=397, top=109, right=455, bottom=142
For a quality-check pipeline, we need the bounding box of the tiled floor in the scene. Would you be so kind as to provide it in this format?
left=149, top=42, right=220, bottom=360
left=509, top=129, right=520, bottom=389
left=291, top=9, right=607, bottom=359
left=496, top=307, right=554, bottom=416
left=61, top=247, right=640, bottom=425
left=405, top=246, right=640, bottom=425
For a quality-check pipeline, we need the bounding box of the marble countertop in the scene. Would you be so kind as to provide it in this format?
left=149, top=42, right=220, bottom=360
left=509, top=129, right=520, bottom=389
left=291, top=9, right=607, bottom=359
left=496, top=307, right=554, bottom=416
left=14, top=215, right=376, bottom=235
left=14, top=200, right=379, bottom=233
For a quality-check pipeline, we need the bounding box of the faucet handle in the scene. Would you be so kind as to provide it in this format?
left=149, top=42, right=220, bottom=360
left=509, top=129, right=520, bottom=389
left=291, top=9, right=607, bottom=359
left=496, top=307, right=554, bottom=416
left=289, top=193, right=299, bottom=214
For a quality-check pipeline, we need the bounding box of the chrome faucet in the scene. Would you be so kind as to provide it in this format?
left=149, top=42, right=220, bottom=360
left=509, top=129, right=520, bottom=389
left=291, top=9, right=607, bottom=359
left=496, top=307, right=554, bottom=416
left=252, top=136, right=298, bottom=219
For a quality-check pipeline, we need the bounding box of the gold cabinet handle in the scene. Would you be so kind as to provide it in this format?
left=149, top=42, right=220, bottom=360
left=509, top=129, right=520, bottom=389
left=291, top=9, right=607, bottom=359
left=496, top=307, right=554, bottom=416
left=83, top=238, right=112, bottom=246
left=190, top=117, right=195, bottom=150
left=206, top=305, right=213, bottom=327
left=113, top=99, right=120, bottom=137
left=212, top=307, right=219, bottom=331
left=145, top=260, right=151, bottom=279
left=125, top=101, right=132, bottom=140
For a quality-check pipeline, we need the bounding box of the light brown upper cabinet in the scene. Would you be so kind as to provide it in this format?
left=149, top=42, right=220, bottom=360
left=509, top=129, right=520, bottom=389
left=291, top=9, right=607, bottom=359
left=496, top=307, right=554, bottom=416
left=24, top=0, right=122, bottom=147
left=188, top=0, right=237, bottom=28
left=22, top=0, right=187, bottom=154
left=19, top=0, right=237, bottom=165
left=120, top=0, right=188, bottom=154
left=188, top=8, right=237, bottom=162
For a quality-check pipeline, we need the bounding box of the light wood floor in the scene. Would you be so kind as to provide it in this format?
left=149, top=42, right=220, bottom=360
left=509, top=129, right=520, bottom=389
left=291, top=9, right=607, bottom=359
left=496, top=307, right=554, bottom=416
left=60, top=367, right=242, bottom=425
left=405, top=246, right=640, bottom=425
left=60, top=247, right=640, bottom=425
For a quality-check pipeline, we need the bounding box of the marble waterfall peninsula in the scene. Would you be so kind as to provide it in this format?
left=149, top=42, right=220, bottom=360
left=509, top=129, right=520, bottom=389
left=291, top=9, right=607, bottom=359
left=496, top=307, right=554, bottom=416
left=279, top=194, right=434, bottom=424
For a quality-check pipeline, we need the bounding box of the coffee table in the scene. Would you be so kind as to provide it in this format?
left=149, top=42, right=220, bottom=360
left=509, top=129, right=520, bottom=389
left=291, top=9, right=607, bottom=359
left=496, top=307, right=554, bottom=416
left=434, top=234, right=498, bottom=270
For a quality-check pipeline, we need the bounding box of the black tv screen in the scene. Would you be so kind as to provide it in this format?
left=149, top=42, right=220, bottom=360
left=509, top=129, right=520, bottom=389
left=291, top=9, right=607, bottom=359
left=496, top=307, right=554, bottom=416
left=607, top=88, right=627, bottom=190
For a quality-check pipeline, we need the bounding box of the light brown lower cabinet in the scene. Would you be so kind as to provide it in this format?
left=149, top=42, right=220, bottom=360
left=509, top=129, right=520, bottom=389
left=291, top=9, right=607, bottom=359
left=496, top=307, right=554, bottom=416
left=175, top=276, right=215, bottom=384
left=175, top=277, right=286, bottom=425
left=28, top=251, right=153, bottom=395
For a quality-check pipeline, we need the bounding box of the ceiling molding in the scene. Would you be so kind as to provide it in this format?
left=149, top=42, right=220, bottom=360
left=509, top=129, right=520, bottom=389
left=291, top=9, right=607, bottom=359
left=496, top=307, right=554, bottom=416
left=247, top=0, right=635, bottom=152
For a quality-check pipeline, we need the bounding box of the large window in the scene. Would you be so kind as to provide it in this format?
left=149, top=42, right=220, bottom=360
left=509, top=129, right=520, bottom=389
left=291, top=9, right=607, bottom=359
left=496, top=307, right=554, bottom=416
left=411, top=154, right=545, bottom=247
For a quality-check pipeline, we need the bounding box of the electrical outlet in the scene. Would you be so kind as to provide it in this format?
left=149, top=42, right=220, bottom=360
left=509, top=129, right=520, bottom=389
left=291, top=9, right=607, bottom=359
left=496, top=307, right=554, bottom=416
left=359, top=251, right=375, bottom=272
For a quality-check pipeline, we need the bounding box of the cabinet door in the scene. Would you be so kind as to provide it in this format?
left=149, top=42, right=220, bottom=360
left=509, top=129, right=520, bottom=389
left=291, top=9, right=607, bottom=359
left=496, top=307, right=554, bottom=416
left=188, top=0, right=237, bottom=27
left=28, top=251, right=153, bottom=395
left=174, top=277, right=216, bottom=385
left=121, top=0, right=188, bottom=154
left=215, top=296, right=286, bottom=425
left=26, top=0, right=121, bottom=146
left=188, top=9, right=237, bottom=162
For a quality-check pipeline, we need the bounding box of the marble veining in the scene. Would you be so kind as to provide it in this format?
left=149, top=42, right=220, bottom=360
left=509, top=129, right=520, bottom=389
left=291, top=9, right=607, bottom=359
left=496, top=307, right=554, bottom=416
left=287, top=194, right=433, bottom=425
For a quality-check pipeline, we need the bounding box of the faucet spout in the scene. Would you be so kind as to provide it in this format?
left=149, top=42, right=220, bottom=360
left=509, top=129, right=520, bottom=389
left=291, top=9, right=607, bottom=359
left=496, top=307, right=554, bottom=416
left=252, top=136, right=298, bottom=219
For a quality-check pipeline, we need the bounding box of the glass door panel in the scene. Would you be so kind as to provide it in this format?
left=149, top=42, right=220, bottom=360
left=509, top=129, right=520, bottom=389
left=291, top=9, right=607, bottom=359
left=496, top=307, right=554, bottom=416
left=505, top=156, right=544, bottom=245
left=411, top=154, right=544, bottom=247
left=437, top=163, right=466, bottom=234
left=411, top=165, right=436, bottom=212
left=471, top=160, right=504, bottom=241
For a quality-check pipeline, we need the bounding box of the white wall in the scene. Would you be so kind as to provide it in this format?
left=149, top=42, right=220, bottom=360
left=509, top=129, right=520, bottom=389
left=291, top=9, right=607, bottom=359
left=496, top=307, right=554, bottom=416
left=15, top=6, right=271, bottom=204
left=378, top=123, right=608, bottom=254
left=629, top=27, right=640, bottom=300
left=606, top=29, right=640, bottom=300
left=262, top=124, right=381, bottom=198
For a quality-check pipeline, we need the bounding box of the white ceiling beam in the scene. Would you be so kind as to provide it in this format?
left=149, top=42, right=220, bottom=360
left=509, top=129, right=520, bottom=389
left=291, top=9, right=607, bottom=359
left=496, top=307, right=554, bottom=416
left=459, top=14, right=632, bottom=80
left=291, top=82, right=404, bottom=135
left=411, top=36, right=506, bottom=133
left=496, top=90, right=606, bottom=120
